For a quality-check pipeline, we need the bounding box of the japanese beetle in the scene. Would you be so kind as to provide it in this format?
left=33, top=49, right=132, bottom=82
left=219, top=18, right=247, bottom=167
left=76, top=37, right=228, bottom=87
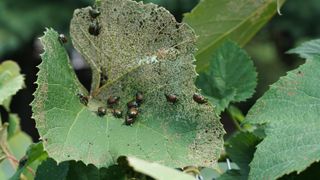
left=136, top=92, right=144, bottom=104
left=88, top=22, right=101, bottom=36
left=89, top=8, right=101, bottom=18
left=125, top=116, right=135, bottom=126
left=165, top=94, right=178, bottom=103
left=77, top=93, right=88, bottom=105
left=58, top=34, right=67, bottom=44
left=107, top=96, right=120, bottom=106
left=193, top=93, right=207, bottom=104
left=112, top=109, right=123, bottom=118
left=127, top=100, right=139, bottom=108
left=128, top=108, right=139, bottom=118
left=97, top=107, right=106, bottom=117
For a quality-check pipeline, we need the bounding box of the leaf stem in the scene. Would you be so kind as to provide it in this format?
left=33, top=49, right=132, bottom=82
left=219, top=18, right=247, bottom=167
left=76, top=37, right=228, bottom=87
left=226, top=105, right=245, bottom=131
left=1, top=144, right=17, bottom=169
left=6, top=155, right=35, bottom=176
left=231, top=117, right=242, bottom=131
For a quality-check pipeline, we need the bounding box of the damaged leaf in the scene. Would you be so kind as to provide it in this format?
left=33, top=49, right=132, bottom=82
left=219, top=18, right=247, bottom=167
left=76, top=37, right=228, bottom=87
left=32, top=0, right=224, bottom=168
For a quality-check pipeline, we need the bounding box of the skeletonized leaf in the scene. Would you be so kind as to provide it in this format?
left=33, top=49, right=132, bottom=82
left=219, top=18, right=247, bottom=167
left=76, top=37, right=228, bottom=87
left=32, top=0, right=224, bottom=168
left=244, top=50, right=320, bottom=178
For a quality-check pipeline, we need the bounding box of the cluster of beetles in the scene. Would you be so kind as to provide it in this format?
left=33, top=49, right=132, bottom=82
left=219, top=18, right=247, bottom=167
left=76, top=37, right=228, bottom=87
left=88, top=7, right=102, bottom=36
left=76, top=92, right=207, bottom=126
left=58, top=6, right=208, bottom=126
left=58, top=7, right=101, bottom=44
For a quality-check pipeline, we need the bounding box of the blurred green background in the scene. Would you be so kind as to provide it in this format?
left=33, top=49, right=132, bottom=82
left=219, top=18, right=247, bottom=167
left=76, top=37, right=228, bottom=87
left=0, top=0, right=319, bottom=140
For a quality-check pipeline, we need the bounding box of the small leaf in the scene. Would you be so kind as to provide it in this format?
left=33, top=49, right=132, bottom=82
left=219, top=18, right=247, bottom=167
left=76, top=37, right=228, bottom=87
left=36, top=156, right=193, bottom=180
left=66, top=161, right=126, bottom=180
left=226, top=133, right=260, bottom=173
left=218, top=132, right=261, bottom=180
left=35, top=158, right=69, bottom=180
left=244, top=43, right=320, bottom=179
left=32, top=0, right=224, bottom=168
left=36, top=159, right=124, bottom=180
left=227, top=105, right=245, bottom=123
left=2, top=97, right=11, bottom=111
left=288, top=39, right=320, bottom=59
left=0, top=61, right=24, bottom=105
left=123, top=156, right=194, bottom=180
left=218, top=170, right=242, bottom=180
left=7, top=114, right=20, bottom=139
left=183, top=0, right=286, bottom=71
left=200, top=162, right=239, bottom=180
left=196, top=41, right=257, bottom=114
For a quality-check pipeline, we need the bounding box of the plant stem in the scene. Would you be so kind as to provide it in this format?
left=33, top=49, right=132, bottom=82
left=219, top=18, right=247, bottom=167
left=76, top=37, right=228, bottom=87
left=231, top=117, right=242, bottom=131
left=1, top=144, right=17, bottom=169
left=6, top=155, right=35, bottom=176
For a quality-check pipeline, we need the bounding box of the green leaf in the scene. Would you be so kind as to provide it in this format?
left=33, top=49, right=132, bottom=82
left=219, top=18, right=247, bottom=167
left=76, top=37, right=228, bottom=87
left=32, top=0, right=224, bottom=168
left=66, top=161, right=126, bottom=180
left=200, top=167, right=222, bottom=180
left=218, top=132, right=260, bottom=180
left=121, top=156, right=194, bottom=180
left=244, top=51, right=320, bottom=178
left=35, top=156, right=193, bottom=180
left=2, top=97, right=11, bottom=111
left=200, top=162, right=239, bottom=180
left=227, top=105, right=245, bottom=123
left=35, top=158, right=69, bottom=180
left=226, top=132, right=260, bottom=173
left=183, top=0, right=286, bottom=71
left=7, top=114, right=20, bottom=139
left=196, top=41, right=257, bottom=114
left=288, top=39, right=320, bottom=59
left=280, top=162, right=320, bottom=179
left=34, top=158, right=135, bottom=180
left=0, top=61, right=24, bottom=106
